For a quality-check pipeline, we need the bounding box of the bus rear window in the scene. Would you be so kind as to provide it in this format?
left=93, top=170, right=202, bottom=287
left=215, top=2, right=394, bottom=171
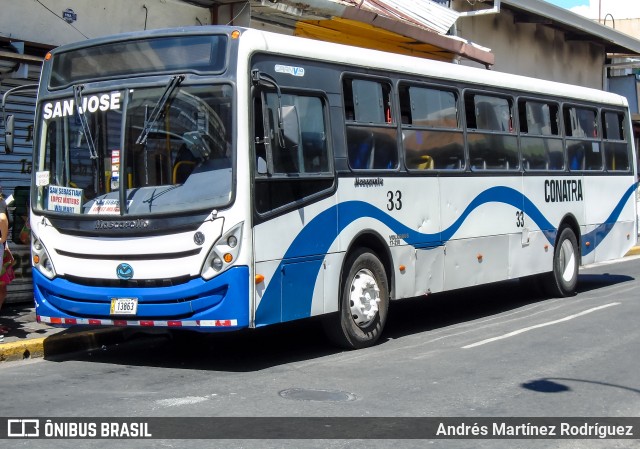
left=50, top=35, right=227, bottom=88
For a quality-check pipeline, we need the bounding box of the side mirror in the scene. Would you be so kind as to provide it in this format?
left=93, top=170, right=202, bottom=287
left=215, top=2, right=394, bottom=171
left=4, top=114, right=14, bottom=154
left=2, top=83, right=39, bottom=155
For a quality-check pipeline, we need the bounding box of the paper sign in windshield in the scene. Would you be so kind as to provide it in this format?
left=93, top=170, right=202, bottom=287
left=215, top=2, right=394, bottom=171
left=36, top=171, right=50, bottom=187
left=88, top=199, right=129, bottom=215
left=47, top=186, right=82, bottom=213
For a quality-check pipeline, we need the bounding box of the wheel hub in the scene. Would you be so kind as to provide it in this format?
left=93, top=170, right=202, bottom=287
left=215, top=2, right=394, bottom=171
left=559, top=239, right=576, bottom=283
left=349, top=269, right=380, bottom=327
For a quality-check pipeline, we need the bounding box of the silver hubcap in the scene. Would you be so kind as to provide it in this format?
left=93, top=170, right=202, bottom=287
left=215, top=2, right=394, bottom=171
left=348, top=268, right=381, bottom=328
left=559, top=239, right=576, bottom=283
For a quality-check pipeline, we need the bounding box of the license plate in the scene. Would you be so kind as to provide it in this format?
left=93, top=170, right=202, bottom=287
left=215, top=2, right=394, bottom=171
left=110, top=297, right=138, bottom=315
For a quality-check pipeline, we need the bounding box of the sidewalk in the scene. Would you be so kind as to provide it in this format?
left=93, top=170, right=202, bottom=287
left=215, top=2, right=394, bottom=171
left=0, top=304, right=132, bottom=362
left=1, top=246, right=640, bottom=362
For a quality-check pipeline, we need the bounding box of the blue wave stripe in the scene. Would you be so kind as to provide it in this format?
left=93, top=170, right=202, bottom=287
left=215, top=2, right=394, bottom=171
left=582, top=182, right=638, bottom=255
left=255, top=182, right=637, bottom=325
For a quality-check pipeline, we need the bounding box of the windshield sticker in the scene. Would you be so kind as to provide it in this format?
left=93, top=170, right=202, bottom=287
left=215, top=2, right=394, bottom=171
left=110, top=150, right=120, bottom=190
left=36, top=171, right=50, bottom=187
left=43, top=92, right=121, bottom=120
left=88, top=199, right=131, bottom=215
left=275, top=64, right=305, bottom=77
left=47, top=186, right=82, bottom=213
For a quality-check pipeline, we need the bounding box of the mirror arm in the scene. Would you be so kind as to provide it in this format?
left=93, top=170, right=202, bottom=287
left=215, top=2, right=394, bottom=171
left=251, top=70, right=285, bottom=148
left=2, top=84, right=38, bottom=154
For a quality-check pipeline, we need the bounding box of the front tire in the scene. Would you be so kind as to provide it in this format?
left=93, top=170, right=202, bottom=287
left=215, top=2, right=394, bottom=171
left=543, top=227, right=579, bottom=297
left=323, top=248, right=389, bottom=349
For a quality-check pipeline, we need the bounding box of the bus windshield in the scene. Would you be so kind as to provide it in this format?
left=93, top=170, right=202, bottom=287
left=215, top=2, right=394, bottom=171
left=34, top=83, right=233, bottom=216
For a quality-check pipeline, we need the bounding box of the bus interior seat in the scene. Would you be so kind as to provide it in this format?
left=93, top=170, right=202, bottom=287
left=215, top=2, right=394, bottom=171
left=348, top=128, right=376, bottom=169
left=497, top=158, right=510, bottom=170
left=444, top=156, right=462, bottom=169
left=173, top=161, right=196, bottom=184
left=568, top=144, right=585, bottom=170
left=373, top=137, right=397, bottom=169
left=416, top=155, right=434, bottom=170
left=548, top=151, right=563, bottom=170
left=471, top=158, right=486, bottom=170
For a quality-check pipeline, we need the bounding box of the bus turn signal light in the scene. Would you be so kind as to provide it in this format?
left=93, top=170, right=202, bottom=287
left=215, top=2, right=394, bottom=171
left=255, top=274, right=265, bottom=284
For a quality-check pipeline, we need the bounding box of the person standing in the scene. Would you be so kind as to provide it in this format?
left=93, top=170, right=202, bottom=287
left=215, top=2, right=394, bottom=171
left=0, top=187, right=14, bottom=340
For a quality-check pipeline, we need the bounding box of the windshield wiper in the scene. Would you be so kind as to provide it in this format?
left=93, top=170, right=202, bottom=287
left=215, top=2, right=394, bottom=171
left=135, top=74, right=185, bottom=145
left=73, top=84, right=98, bottom=159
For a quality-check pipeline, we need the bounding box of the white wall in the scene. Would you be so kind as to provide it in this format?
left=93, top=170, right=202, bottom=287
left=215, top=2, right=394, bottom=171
left=453, top=1, right=605, bottom=89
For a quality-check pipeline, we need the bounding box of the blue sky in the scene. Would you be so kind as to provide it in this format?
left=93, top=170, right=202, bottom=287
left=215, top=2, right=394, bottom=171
left=544, top=0, right=589, bottom=8
left=546, top=0, right=589, bottom=9
left=542, top=0, right=640, bottom=19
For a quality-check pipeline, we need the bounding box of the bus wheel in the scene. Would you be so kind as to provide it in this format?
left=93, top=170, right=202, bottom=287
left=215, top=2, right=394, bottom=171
left=323, top=248, right=389, bottom=349
left=543, top=227, right=579, bottom=297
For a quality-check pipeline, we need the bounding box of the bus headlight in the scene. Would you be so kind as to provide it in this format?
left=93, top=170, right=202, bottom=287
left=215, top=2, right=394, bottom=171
left=201, top=222, right=243, bottom=280
left=31, top=233, right=57, bottom=279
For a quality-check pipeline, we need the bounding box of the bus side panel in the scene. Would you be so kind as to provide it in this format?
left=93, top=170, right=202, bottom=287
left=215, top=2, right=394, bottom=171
left=389, top=245, right=417, bottom=299
left=439, top=176, right=521, bottom=290
left=253, top=196, right=338, bottom=327
left=322, top=252, right=344, bottom=314
left=508, top=230, right=553, bottom=278
left=522, top=174, right=585, bottom=259
left=336, top=176, right=442, bottom=300
left=444, top=235, right=509, bottom=289
left=414, top=246, right=445, bottom=296
left=439, top=177, right=523, bottom=240
left=583, top=175, right=637, bottom=263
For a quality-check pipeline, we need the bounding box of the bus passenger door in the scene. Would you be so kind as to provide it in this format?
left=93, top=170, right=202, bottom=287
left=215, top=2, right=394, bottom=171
left=251, top=84, right=336, bottom=326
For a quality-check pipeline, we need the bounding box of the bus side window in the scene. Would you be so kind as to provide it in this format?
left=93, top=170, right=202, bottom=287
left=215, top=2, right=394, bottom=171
left=466, top=93, right=518, bottom=171
left=253, top=87, right=333, bottom=214
left=520, top=100, right=563, bottom=171
left=400, top=83, right=463, bottom=171
left=602, top=110, right=631, bottom=171
left=352, top=79, right=385, bottom=123
left=564, top=106, right=601, bottom=171
left=344, top=77, right=397, bottom=171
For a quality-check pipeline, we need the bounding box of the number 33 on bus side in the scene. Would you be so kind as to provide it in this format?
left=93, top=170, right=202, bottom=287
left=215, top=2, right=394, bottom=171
left=387, top=190, right=402, bottom=211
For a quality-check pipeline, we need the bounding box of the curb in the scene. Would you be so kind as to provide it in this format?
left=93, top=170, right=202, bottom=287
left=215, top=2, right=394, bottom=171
left=625, top=246, right=640, bottom=257
left=0, top=327, right=133, bottom=363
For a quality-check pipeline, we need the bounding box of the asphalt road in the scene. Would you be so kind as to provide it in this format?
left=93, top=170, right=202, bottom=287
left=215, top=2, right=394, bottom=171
left=2, top=256, right=640, bottom=449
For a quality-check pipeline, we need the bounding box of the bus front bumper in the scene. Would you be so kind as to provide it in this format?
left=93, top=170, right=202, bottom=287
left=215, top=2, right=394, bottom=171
left=32, top=266, right=250, bottom=332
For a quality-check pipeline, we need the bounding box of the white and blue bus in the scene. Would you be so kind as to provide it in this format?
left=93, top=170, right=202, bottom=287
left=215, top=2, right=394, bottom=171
left=20, top=26, right=638, bottom=348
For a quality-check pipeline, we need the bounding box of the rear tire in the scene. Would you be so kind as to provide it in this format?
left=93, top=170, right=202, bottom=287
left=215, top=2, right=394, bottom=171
left=323, top=248, right=389, bottom=349
left=543, top=227, right=579, bottom=297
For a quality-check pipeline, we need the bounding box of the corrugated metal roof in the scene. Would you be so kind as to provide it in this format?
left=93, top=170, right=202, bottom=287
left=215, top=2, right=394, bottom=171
left=251, top=0, right=494, bottom=65
left=342, top=0, right=459, bottom=35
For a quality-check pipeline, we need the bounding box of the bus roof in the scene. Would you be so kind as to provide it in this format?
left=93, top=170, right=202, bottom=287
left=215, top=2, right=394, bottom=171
left=239, top=27, right=627, bottom=108
left=48, top=25, right=627, bottom=108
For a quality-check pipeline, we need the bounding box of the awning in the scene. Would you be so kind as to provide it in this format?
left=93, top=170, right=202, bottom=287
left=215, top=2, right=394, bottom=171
left=295, top=14, right=493, bottom=65
left=248, top=0, right=495, bottom=66
left=182, top=0, right=495, bottom=65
